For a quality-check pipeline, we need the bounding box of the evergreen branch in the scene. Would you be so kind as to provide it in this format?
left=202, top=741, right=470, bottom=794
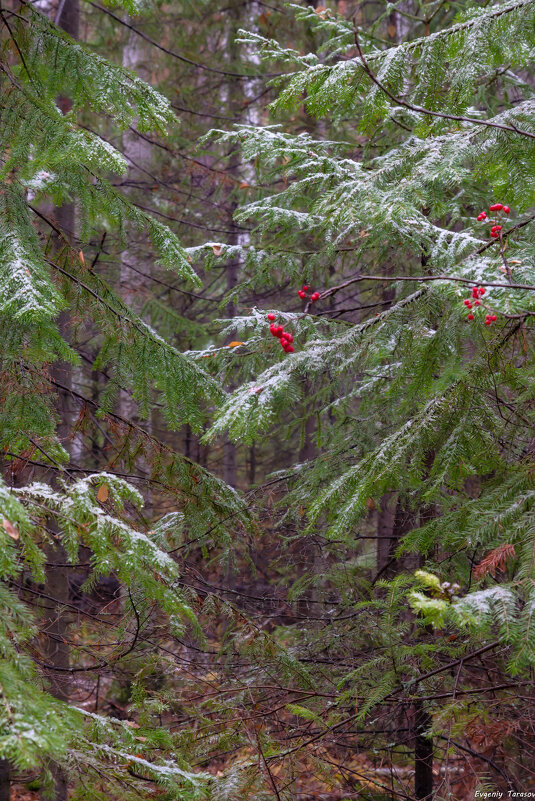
left=366, top=0, right=535, bottom=60
left=267, top=641, right=501, bottom=762
left=4, top=451, right=165, bottom=488
left=42, top=372, right=247, bottom=519
left=351, top=21, right=535, bottom=141
left=45, top=256, right=223, bottom=399
left=0, top=7, right=34, bottom=86
left=322, top=273, right=535, bottom=296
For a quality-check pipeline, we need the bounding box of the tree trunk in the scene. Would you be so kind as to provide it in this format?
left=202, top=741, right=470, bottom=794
left=414, top=700, right=434, bottom=800
left=221, top=0, right=261, bottom=489
left=0, top=760, right=9, bottom=801
left=40, top=241, right=74, bottom=801
left=120, top=22, right=154, bottom=508
left=40, top=5, right=79, bottom=797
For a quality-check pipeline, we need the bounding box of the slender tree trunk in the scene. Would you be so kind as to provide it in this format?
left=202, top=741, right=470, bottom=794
left=376, top=492, right=397, bottom=577
left=376, top=491, right=434, bottom=799
left=38, top=3, right=79, bottom=799
left=223, top=231, right=239, bottom=488
left=414, top=700, right=434, bottom=800
left=0, top=760, right=9, bottom=801
left=120, top=23, right=154, bottom=508
left=40, top=225, right=74, bottom=801
left=221, top=0, right=261, bottom=489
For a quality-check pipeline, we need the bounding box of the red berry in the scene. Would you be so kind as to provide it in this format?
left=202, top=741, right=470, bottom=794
left=479, top=287, right=486, bottom=295
left=467, top=313, right=474, bottom=321
left=285, top=345, right=295, bottom=353
left=485, top=319, right=492, bottom=325
left=489, top=203, right=503, bottom=211
left=491, top=225, right=502, bottom=232
left=463, top=299, right=471, bottom=306
left=298, top=290, right=306, bottom=299
left=503, top=206, right=510, bottom=214
left=479, top=211, right=487, bottom=219
left=491, top=314, right=497, bottom=321
left=267, top=313, right=276, bottom=321
left=491, top=231, right=499, bottom=238
left=284, top=333, right=293, bottom=343
left=269, top=324, right=278, bottom=336
left=280, top=337, right=289, bottom=347
left=275, top=326, right=284, bottom=338
left=311, top=292, right=320, bottom=301
left=472, top=287, right=479, bottom=297
left=302, top=285, right=309, bottom=291
left=474, top=300, right=481, bottom=306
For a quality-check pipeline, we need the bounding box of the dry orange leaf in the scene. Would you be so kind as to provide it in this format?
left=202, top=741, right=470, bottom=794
left=2, top=518, right=19, bottom=540
left=473, top=543, right=515, bottom=580
left=78, top=250, right=85, bottom=266
left=97, top=483, right=109, bottom=503
left=212, top=244, right=223, bottom=256
left=228, top=341, right=244, bottom=348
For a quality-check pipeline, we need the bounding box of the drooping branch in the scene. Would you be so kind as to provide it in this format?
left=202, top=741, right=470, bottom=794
left=351, top=20, right=535, bottom=141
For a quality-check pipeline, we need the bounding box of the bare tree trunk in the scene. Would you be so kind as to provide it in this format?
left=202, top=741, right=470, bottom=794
left=120, top=23, right=154, bottom=508
left=40, top=223, right=75, bottom=801
left=0, top=760, right=9, bottom=801
left=414, top=700, right=434, bottom=800
left=223, top=229, right=239, bottom=488
left=221, top=0, right=262, bottom=489
left=376, top=492, right=397, bottom=577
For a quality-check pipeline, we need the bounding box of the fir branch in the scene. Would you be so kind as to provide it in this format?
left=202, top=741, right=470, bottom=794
left=351, top=22, right=535, bottom=141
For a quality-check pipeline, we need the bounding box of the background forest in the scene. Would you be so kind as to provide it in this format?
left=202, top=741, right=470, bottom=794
left=1, top=0, right=535, bottom=799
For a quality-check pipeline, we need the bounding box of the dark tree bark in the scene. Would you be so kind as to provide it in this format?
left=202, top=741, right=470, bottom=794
left=0, top=760, right=9, bottom=801
left=414, top=700, right=434, bottom=800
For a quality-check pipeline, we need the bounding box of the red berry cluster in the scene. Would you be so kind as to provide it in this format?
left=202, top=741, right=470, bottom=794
left=475, top=203, right=510, bottom=239
left=297, top=285, right=320, bottom=302
left=463, top=286, right=485, bottom=321
left=267, top=314, right=294, bottom=353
